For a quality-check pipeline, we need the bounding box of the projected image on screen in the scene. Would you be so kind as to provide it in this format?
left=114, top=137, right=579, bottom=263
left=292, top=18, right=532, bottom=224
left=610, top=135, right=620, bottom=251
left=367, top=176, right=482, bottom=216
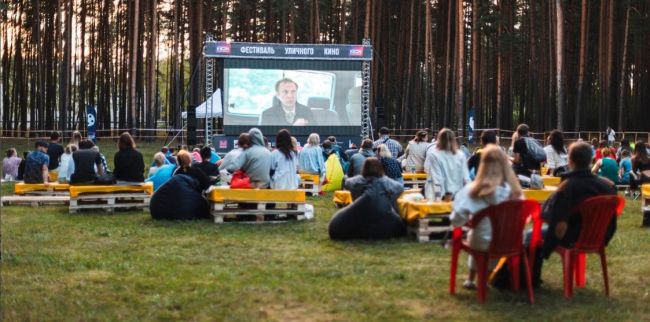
left=224, top=69, right=362, bottom=126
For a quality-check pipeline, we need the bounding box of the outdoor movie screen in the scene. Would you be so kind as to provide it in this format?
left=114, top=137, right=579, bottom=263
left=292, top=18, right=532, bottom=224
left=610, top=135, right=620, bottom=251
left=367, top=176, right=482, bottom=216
left=223, top=68, right=363, bottom=127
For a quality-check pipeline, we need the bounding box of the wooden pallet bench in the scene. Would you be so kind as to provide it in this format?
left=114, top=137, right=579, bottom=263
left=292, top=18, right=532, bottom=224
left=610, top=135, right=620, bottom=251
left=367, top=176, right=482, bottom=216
left=14, top=182, right=70, bottom=196
left=407, top=215, right=453, bottom=243
left=208, top=187, right=311, bottom=223
left=1, top=195, right=70, bottom=207
left=299, top=173, right=320, bottom=196
left=68, top=183, right=153, bottom=214
left=397, top=198, right=454, bottom=243
left=402, top=172, right=427, bottom=189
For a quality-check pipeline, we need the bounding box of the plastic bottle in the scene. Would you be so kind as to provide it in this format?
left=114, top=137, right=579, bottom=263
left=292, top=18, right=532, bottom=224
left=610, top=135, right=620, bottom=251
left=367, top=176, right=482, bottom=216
left=425, top=177, right=434, bottom=201
left=434, top=183, right=442, bottom=202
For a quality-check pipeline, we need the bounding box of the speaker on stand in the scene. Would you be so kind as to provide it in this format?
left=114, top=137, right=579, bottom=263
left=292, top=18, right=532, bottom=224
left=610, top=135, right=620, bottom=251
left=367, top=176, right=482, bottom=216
left=187, top=104, right=197, bottom=146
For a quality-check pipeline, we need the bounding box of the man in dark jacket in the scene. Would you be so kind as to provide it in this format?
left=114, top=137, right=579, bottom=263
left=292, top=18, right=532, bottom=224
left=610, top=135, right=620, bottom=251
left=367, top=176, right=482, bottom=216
left=259, top=78, right=315, bottom=126
left=541, top=141, right=618, bottom=258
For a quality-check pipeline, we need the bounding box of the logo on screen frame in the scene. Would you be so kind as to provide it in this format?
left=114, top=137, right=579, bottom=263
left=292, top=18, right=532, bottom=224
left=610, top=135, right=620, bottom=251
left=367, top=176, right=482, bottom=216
left=349, top=46, right=364, bottom=57
left=216, top=43, right=232, bottom=54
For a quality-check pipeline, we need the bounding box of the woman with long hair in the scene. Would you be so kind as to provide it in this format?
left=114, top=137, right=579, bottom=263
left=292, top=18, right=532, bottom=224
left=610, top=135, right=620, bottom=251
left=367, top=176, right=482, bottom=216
left=113, top=132, right=145, bottom=184
left=377, top=144, right=403, bottom=184
left=424, top=128, right=470, bottom=200
left=270, top=129, right=300, bottom=189
left=401, top=130, right=430, bottom=172
left=173, top=150, right=211, bottom=191
left=450, top=145, right=524, bottom=289
left=592, top=147, right=620, bottom=184
left=631, top=141, right=650, bottom=190
left=543, top=130, right=568, bottom=176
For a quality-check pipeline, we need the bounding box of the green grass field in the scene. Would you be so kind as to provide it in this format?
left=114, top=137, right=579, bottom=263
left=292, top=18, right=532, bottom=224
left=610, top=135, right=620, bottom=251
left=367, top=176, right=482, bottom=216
left=2, top=139, right=650, bottom=321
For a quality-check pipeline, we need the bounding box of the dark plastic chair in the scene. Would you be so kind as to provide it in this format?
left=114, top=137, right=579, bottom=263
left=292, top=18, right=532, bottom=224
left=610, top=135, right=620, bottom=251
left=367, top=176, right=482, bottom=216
left=554, top=195, right=625, bottom=298
left=449, top=200, right=542, bottom=303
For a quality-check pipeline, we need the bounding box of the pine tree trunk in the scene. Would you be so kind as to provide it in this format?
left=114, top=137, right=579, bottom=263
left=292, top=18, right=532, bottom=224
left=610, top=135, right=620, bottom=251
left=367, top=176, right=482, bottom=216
left=554, top=0, right=564, bottom=130
left=617, top=3, right=630, bottom=132
left=575, top=0, right=588, bottom=131
left=456, top=0, right=465, bottom=134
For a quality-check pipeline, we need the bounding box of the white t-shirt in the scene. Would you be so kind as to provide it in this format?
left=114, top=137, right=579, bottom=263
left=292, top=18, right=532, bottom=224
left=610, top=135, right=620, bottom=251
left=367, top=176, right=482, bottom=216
left=607, top=129, right=616, bottom=142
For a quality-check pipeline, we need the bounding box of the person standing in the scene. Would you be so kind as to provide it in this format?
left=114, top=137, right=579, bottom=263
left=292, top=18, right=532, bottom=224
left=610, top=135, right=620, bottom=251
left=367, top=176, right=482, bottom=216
left=22, top=141, right=50, bottom=184
left=373, top=127, right=403, bottom=158
left=2, top=148, right=22, bottom=180
left=424, top=128, right=470, bottom=200
left=401, top=130, right=430, bottom=173
left=606, top=126, right=616, bottom=146
left=47, top=131, right=65, bottom=171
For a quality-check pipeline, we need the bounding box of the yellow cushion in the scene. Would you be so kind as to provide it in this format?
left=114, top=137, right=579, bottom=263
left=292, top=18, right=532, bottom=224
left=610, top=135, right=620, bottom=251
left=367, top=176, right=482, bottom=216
left=542, top=176, right=561, bottom=186
left=642, top=184, right=650, bottom=198
left=333, top=190, right=352, bottom=205
left=208, top=188, right=305, bottom=203
left=69, top=182, right=153, bottom=198
left=299, top=173, right=320, bottom=183
left=397, top=199, right=453, bottom=223
left=523, top=186, right=557, bottom=202
left=14, top=183, right=70, bottom=195
left=403, top=173, right=427, bottom=181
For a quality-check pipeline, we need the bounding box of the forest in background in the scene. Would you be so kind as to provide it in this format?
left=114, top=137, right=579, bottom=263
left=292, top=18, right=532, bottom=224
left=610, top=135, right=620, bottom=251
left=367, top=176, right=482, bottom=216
left=2, top=0, right=650, bottom=137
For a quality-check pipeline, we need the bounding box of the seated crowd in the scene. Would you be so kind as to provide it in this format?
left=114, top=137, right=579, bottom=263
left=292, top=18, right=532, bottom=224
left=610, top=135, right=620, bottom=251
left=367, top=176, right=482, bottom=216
left=2, top=124, right=648, bottom=295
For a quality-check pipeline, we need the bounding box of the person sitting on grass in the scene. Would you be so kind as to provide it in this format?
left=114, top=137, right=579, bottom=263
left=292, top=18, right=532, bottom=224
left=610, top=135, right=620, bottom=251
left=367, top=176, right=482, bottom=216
left=173, top=150, right=211, bottom=191
left=329, top=157, right=405, bottom=240
left=70, top=140, right=104, bottom=185
left=347, top=139, right=375, bottom=178
left=631, top=141, right=650, bottom=192
left=149, top=152, right=167, bottom=177
left=218, top=133, right=251, bottom=185
left=113, top=132, right=145, bottom=184
left=591, top=147, right=619, bottom=185
left=23, top=141, right=50, bottom=185
left=450, top=145, right=524, bottom=290
left=618, top=149, right=632, bottom=186
left=543, top=130, right=569, bottom=176
left=58, top=144, right=78, bottom=183
left=2, top=148, right=22, bottom=181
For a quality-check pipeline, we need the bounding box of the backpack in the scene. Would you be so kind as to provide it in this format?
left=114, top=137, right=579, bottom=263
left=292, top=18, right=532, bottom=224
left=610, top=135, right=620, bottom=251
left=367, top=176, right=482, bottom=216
left=524, top=137, right=547, bottom=163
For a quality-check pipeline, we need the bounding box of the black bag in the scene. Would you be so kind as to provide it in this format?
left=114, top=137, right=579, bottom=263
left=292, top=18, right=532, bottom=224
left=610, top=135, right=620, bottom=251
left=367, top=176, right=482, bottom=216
left=95, top=173, right=116, bottom=185
left=553, top=165, right=569, bottom=177
left=643, top=207, right=650, bottom=227
left=524, top=137, right=547, bottom=163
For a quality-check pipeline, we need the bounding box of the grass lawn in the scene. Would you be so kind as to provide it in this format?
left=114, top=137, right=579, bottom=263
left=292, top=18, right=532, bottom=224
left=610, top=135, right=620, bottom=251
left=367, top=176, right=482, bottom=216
left=1, top=139, right=650, bottom=321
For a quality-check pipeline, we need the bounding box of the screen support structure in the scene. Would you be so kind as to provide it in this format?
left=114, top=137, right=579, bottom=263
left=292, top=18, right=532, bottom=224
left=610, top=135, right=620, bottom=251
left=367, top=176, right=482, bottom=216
left=204, top=35, right=215, bottom=146
left=361, top=38, right=372, bottom=140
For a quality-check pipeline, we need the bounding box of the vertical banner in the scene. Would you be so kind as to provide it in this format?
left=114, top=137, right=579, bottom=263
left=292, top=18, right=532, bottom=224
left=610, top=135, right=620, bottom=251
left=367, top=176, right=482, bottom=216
left=467, top=108, right=475, bottom=144
left=86, top=105, right=97, bottom=142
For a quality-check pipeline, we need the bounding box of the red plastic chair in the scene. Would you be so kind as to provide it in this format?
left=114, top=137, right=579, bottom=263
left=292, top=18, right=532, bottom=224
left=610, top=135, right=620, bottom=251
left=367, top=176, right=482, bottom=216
left=449, top=200, right=542, bottom=303
left=554, top=195, right=625, bottom=298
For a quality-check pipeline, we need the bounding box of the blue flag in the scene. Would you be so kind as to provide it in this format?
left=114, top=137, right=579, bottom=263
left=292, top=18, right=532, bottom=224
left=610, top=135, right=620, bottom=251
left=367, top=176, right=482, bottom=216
left=86, top=105, right=97, bottom=142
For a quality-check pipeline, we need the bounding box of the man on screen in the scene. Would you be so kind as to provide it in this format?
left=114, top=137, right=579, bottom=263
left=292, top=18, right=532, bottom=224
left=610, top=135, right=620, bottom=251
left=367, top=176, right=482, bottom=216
left=259, top=78, right=315, bottom=126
